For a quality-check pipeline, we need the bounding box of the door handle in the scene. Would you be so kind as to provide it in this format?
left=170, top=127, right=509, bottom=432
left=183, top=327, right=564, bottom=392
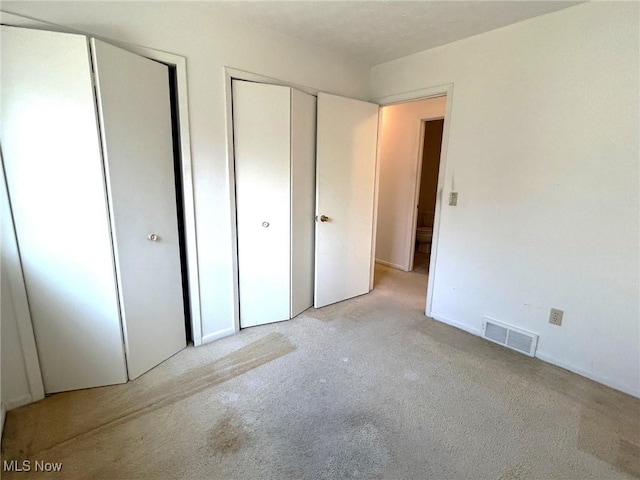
left=319, top=215, right=329, bottom=222
left=148, top=233, right=159, bottom=241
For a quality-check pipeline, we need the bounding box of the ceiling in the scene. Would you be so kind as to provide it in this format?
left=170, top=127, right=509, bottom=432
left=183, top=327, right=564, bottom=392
left=200, top=1, right=582, bottom=66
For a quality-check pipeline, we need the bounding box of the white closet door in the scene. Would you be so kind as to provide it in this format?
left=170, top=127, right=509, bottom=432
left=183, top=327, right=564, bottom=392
left=315, top=93, right=379, bottom=308
left=91, top=39, right=186, bottom=380
left=233, top=80, right=291, bottom=328
left=0, top=27, right=127, bottom=392
left=290, top=89, right=317, bottom=317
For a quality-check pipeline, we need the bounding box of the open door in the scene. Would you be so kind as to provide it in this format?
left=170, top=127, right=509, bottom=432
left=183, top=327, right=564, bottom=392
left=1, top=26, right=129, bottom=393
left=92, top=39, right=186, bottom=380
left=315, top=93, right=379, bottom=308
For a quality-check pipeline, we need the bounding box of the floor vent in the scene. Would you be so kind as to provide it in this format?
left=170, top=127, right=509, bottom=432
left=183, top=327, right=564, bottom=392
left=482, top=317, right=538, bottom=357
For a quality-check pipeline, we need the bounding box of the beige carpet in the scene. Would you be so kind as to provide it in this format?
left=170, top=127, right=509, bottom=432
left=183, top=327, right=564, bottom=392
left=2, top=265, right=639, bottom=479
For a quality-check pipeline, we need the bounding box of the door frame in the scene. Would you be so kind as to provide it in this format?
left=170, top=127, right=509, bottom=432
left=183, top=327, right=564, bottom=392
left=0, top=12, right=203, bottom=345
left=223, top=67, right=320, bottom=334
left=374, top=83, right=454, bottom=317
left=113, top=44, right=201, bottom=346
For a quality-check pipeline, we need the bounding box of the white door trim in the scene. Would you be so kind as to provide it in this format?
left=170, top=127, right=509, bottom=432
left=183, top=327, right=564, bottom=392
left=374, top=83, right=455, bottom=317
left=116, top=45, right=201, bottom=346
left=0, top=12, right=203, bottom=345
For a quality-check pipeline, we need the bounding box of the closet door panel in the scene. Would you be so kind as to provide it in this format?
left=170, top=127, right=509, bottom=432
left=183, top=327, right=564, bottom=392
left=233, top=80, right=291, bottom=328
left=290, top=89, right=316, bottom=317
left=92, top=39, right=186, bottom=380
left=0, top=27, right=127, bottom=392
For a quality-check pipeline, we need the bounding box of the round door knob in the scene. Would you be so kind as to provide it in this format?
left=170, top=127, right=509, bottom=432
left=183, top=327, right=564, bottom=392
left=148, top=233, right=159, bottom=241
left=320, top=215, right=329, bottom=222
left=262, top=221, right=270, bottom=228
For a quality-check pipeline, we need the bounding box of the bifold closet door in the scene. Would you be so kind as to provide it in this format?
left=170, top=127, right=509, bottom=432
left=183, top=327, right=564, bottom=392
left=91, top=39, right=186, bottom=380
left=0, top=26, right=128, bottom=392
left=233, top=81, right=292, bottom=328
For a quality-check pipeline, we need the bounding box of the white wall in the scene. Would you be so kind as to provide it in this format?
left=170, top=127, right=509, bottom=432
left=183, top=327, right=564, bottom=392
left=371, top=2, right=640, bottom=396
left=376, top=97, right=446, bottom=270
left=1, top=2, right=371, bottom=342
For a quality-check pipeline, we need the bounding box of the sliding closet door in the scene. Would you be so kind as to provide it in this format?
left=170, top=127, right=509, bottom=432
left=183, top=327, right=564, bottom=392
left=233, top=80, right=291, bottom=328
left=0, top=27, right=127, bottom=392
left=91, top=39, right=186, bottom=380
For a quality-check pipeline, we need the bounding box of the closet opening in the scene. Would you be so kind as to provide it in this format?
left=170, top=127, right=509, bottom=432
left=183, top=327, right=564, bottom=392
left=167, top=65, right=192, bottom=344
left=225, top=68, right=380, bottom=331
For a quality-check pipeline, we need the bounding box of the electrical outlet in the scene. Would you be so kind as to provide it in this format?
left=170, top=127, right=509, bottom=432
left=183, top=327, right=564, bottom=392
left=449, top=192, right=458, bottom=206
left=549, top=308, right=563, bottom=326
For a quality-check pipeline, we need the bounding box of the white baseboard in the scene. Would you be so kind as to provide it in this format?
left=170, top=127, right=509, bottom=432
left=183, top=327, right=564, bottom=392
left=535, top=351, right=640, bottom=399
left=429, top=313, right=640, bottom=399
left=430, top=312, right=483, bottom=337
left=201, top=327, right=236, bottom=345
left=375, top=259, right=405, bottom=270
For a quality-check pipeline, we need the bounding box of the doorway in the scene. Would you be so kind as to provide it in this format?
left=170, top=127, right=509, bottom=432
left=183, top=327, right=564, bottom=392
left=373, top=93, right=449, bottom=314
left=374, top=96, right=447, bottom=271
left=411, top=119, right=445, bottom=274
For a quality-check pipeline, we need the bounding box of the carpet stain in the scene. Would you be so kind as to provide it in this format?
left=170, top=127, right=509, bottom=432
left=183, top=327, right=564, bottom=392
left=320, top=413, right=390, bottom=480
left=207, top=412, right=250, bottom=455
left=304, top=307, right=338, bottom=323
left=577, top=389, right=640, bottom=478
left=2, top=332, right=295, bottom=460
left=283, top=410, right=390, bottom=479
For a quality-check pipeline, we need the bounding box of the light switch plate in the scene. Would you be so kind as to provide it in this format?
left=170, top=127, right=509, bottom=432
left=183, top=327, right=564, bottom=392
left=449, top=192, right=458, bottom=206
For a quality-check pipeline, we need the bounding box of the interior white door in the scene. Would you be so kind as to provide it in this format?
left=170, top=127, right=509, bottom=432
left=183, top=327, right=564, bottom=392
left=92, top=39, right=186, bottom=380
left=233, top=80, right=291, bottom=328
left=315, top=93, right=379, bottom=308
left=0, top=26, right=128, bottom=392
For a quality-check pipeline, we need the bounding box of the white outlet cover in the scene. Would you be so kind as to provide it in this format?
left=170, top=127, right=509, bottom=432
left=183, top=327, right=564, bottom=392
left=549, top=308, right=563, bottom=326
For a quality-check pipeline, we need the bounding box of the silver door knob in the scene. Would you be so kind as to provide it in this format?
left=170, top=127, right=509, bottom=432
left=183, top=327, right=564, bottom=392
left=148, top=233, right=159, bottom=241
left=262, top=222, right=270, bottom=228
